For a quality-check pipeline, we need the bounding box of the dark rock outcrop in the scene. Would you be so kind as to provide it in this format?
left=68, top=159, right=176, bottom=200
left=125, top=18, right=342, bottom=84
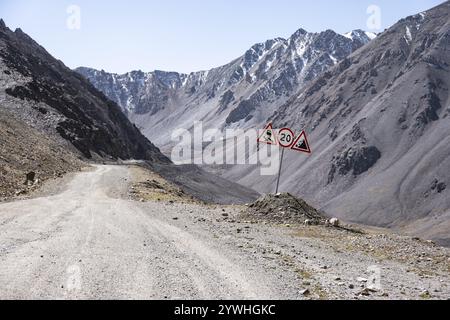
left=0, top=23, right=169, bottom=163
left=328, top=146, right=381, bottom=183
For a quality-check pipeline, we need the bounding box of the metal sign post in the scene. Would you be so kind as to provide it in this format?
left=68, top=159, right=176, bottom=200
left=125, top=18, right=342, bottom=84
left=275, top=147, right=285, bottom=194
left=257, top=123, right=311, bottom=195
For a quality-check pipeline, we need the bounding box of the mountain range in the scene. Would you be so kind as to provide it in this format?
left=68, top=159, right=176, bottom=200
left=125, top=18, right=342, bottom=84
left=77, top=29, right=375, bottom=149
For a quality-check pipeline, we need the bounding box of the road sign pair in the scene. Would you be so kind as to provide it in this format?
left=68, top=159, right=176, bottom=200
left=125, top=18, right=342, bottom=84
left=257, top=123, right=311, bottom=154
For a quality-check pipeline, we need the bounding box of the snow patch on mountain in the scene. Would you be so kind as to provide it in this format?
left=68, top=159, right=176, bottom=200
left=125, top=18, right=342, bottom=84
left=343, top=29, right=377, bottom=42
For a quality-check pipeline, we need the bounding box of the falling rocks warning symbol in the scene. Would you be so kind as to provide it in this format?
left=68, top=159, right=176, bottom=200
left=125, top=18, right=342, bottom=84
left=291, top=131, right=311, bottom=154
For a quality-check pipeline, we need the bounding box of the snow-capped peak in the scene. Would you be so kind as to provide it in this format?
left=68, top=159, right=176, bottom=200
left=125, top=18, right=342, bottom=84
left=343, top=29, right=377, bottom=43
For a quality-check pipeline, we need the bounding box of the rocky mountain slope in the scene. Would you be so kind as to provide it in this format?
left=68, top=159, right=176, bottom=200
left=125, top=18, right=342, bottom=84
left=0, top=109, right=84, bottom=200
left=77, top=29, right=374, bottom=149
left=0, top=19, right=169, bottom=164
left=225, top=2, right=450, bottom=245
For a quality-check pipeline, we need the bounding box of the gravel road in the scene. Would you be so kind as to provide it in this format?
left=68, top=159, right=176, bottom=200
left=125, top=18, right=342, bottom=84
left=0, top=165, right=292, bottom=299
left=0, top=165, right=449, bottom=300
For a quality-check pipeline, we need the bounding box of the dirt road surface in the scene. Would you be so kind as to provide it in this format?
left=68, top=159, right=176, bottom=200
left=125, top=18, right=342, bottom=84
left=0, top=165, right=449, bottom=300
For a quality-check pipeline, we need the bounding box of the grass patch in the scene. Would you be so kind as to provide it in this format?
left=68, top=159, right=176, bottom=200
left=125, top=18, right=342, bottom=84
left=294, top=267, right=313, bottom=280
left=313, top=284, right=329, bottom=300
left=419, top=292, right=432, bottom=300
left=129, top=166, right=199, bottom=204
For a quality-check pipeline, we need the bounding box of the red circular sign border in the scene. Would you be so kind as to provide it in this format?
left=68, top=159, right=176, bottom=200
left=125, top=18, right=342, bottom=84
left=278, top=127, right=295, bottom=148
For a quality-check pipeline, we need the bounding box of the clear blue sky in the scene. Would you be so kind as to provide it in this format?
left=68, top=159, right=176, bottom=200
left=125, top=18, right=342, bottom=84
left=0, top=0, right=443, bottom=74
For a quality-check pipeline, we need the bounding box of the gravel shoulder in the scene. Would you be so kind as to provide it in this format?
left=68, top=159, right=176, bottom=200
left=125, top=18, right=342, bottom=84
left=0, top=165, right=448, bottom=300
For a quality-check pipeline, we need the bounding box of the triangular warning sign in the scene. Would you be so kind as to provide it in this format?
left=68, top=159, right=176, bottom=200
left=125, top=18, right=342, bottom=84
left=257, top=123, right=278, bottom=145
left=291, top=130, right=311, bottom=153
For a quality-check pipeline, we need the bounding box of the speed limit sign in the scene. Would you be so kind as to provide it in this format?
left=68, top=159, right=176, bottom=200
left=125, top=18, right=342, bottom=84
left=278, top=128, right=295, bottom=148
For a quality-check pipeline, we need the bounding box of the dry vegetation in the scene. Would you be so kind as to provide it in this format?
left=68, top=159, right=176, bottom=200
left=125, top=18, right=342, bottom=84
left=128, top=165, right=201, bottom=204
left=289, top=222, right=450, bottom=278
